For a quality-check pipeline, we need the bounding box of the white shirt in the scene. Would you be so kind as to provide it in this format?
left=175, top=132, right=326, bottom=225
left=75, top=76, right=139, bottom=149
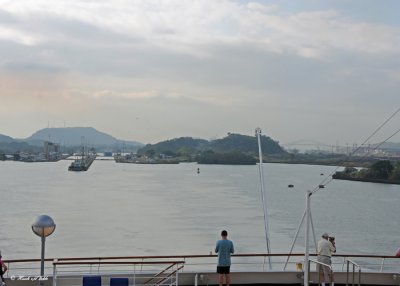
left=318, top=239, right=336, bottom=257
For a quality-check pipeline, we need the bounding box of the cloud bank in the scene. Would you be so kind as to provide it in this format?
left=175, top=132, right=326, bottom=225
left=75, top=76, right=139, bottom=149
left=0, top=0, right=399, bottom=145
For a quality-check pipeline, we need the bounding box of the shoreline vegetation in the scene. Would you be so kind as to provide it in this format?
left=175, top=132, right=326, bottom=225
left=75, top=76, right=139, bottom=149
left=332, top=175, right=400, bottom=185
left=332, top=160, right=400, bottom=185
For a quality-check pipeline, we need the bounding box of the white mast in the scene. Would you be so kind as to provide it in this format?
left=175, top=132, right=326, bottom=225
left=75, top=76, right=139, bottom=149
left=304, top=190, right=312, bottom=286
left=255, top=127, right=272, bottom=269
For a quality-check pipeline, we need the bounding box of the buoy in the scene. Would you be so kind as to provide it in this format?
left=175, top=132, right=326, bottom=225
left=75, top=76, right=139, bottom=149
left=288, top=184, right=294, bottom=188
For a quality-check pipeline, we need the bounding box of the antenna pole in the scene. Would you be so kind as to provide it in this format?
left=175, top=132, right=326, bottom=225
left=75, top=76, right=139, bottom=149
left=255, top=128, right=272, bottom=269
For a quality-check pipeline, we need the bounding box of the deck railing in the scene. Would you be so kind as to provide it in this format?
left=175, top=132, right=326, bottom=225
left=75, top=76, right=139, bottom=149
left=307, top=259, right=333, bottom=285
left=346, top=259, right=361, bottom=286
left=2, top=253, right=399, bottom=278
left=52, top=261, right=185, bottom=286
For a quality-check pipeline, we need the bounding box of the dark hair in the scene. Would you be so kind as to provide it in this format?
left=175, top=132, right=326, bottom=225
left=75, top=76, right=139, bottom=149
left=221, top=230, right=228, bottom=236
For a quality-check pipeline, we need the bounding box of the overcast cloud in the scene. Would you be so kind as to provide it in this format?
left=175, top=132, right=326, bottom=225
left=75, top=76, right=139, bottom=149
left=0, top=0, right=399, bottom=147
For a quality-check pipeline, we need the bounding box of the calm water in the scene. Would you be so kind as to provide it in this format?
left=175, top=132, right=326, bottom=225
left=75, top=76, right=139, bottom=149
left=0, top=160, right=399, bottom=260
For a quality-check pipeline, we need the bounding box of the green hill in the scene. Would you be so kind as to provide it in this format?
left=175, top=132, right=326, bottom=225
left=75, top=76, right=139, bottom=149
left=137, top=133, right=286, bottom=160
left=196, top=150, right=257, bottom=165
left=210, top=133, right=285, bottom=155
left=138, top=137, right=209, bottom=156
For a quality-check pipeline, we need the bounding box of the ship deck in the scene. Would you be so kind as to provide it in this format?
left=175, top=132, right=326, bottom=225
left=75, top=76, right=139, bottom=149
left=3, top=253, right=400, bottom=286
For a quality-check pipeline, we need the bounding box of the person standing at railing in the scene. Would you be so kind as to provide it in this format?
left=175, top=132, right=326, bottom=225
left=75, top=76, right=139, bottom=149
left=0, top=253, right=8, bottom=286
left=215, top=230, right=234, bottom=286
left=317, top=233, right=336, bottom=286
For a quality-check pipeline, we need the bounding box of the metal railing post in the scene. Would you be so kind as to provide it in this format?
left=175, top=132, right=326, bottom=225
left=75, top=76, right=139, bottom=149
left=346, top=259, right=361, bottom=286
left=262, top=256, right=266, bottom=271
left=133, top=264, right=136, bottom=286
left=318, top=263, right=321, bottom=286
left=52, top=261, right=57, bottom=286
left=6, top=263, right=10, bottom=278
left=380, top=258, right=385, bottom=272
left=308, top=259, right=332, bottom=286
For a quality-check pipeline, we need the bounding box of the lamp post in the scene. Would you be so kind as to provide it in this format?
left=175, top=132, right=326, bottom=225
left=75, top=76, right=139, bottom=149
left=32, top=215, right=56, bottom=279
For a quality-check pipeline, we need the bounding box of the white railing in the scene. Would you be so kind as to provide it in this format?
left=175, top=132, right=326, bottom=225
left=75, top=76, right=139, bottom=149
left=2, top=253, right=399, bottom=278
left=52, top=260, right=184, bottom=286
left=346, top=259, right=361, bottom=286
left=307, top=259, right=333, bottom=285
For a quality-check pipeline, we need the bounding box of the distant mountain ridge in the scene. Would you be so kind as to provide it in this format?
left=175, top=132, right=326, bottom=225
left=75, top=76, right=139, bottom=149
left=26, top=127, right=143, bottom=147
left=0, top=141, right=41, bottom=154
left=27, top=127, right=117, bottom=145
left=0, top=134, right=40, bottom=154
left=0, top=134, right=14, bottom=143
left=0, top=127, right=143, bottom=154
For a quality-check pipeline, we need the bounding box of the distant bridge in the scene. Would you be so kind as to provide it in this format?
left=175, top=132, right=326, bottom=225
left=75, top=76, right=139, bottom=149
left=281, top=140, right=360, bottom=153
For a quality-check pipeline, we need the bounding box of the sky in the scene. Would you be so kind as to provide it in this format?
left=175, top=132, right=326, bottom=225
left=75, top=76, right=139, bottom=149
left=0, top=0, right=399, bottom=147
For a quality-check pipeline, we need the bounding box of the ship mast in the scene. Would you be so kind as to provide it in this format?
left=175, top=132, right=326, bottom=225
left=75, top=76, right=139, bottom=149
left=255, top=128, right=272, bottom=269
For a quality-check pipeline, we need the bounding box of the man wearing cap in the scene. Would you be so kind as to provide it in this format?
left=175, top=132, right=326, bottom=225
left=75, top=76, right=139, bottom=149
left=317, top=233, right=336, bottom=286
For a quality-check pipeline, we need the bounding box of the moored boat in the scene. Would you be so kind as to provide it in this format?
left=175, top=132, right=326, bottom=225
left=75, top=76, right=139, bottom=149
left=68, top=154, right=96, bottom=171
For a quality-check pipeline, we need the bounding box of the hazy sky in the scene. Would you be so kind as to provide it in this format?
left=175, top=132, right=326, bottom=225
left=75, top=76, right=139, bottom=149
left=1, top=0, right=399, bottom=146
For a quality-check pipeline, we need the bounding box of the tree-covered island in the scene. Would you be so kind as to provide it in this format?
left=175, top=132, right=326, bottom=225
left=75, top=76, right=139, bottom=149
left=333, top=160, right=400, bottom=185
left=136, top=133, right=286, bottom=165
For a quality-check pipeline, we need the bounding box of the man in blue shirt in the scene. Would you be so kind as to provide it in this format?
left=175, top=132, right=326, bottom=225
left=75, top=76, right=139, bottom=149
left=215, top=230, right=234, bottom=286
